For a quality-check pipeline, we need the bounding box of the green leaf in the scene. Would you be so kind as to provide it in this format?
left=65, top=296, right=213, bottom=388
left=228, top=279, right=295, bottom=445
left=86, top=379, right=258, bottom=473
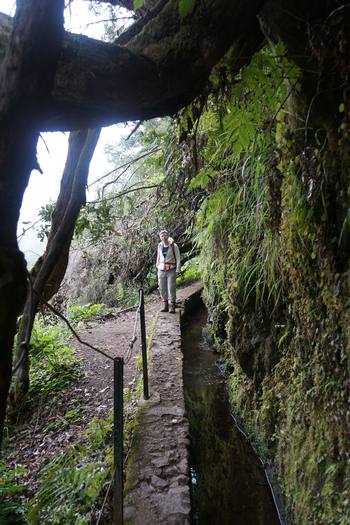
left=133, top=0, right=144, bottom=9
left=189, top=172, right=209, bottom=190
left=179, top=0, right=195, bottom=17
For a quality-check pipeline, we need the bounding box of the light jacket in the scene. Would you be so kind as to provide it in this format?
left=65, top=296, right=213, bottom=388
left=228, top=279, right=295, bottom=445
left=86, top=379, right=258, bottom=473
left=156, top=238, right=181, bottom=272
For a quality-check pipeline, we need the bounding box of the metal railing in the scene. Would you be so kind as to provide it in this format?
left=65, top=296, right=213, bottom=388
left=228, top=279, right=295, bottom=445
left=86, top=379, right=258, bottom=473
left=113, top=356, right=124, bottom=524
left=97, top=288, right=149, bottom=524
left=139, top=288, right=149, bottom=400
left=20, top=276, right=150, bottom=525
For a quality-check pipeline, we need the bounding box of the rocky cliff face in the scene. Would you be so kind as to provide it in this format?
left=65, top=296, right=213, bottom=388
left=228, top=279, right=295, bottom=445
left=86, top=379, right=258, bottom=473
left=199, top=4, right=350, bottom=523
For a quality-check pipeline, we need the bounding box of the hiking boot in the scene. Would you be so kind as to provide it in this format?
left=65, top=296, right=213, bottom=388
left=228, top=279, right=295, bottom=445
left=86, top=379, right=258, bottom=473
left=169, top=302, right=176, bottom=314
left=160, top=301, right=169, bottom=312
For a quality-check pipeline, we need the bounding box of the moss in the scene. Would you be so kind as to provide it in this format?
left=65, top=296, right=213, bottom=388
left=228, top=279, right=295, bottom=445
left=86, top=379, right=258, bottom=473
left=196, top=65, right=350, bottom=521
left=204, top=149, right=350, bottom=523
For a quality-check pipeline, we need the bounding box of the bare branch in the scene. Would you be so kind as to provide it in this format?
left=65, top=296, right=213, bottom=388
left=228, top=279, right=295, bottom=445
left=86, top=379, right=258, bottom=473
left=88, top=182, right=161, bottom=204
left=126, top=120, right=143, bottom=141
left=88, top=146, right=160, bottom=188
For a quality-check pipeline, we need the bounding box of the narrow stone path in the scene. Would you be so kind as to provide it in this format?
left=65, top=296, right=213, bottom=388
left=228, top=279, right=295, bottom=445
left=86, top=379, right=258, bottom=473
left=124, top=282, right=203, bottom=525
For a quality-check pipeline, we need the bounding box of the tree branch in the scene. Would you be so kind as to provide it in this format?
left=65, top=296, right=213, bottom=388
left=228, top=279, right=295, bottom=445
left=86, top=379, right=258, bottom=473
left=88, top=146, right=160, bottom=188
left=88, top=182, right=160, bottom=204
left=1, top=0, right=265, bottom=131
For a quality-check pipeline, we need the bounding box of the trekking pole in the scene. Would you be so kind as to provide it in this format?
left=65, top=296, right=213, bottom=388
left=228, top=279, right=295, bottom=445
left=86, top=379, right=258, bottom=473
left=139, top=288, right=149, bottom=399
left=113, top=357, right=123, bottom=524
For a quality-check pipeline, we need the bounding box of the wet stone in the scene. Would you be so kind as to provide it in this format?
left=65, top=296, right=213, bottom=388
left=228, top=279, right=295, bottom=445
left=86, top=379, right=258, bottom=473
left=139, top=481, right=154, bottom=494
left=151, top=457, right=169, bottom=468
left=124, top=506, right=136, bottom=520
left=174, top=474, right=189, bottom=486
left=151, top=475, right=169, bottom=488
left=177, top=458, right=188, bottom=475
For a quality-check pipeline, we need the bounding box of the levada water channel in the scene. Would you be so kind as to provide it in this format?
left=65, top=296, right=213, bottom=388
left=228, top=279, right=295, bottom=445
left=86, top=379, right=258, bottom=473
left=182, top=301, right=281, bottom=525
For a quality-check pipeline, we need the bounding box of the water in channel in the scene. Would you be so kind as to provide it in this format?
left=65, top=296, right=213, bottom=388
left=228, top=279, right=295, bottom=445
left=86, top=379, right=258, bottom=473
left=182, top=306, right=280, bottom=525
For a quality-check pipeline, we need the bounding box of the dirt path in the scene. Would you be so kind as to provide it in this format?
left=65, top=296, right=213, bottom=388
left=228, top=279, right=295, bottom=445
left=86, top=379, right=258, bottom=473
left=5, top=282, right=201, bottom=521
left=5, top=292, right=160, bottom=492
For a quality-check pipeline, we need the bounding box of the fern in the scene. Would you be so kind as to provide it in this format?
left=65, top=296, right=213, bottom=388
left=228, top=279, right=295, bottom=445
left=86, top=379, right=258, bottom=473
left=133, top=0, right=144, bottom=10
left=29, top=417, right=113, bottom=525
left=193, top=44, right=300, bottom=313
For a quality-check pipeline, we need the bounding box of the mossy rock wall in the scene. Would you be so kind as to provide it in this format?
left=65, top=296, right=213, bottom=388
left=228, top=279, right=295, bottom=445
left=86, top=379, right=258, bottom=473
left=196, top=12, right=350, bottom=522
left=201, top=134, right=350, bottom=524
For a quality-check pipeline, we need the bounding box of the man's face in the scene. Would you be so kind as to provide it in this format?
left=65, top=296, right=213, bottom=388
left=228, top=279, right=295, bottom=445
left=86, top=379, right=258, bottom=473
left=160, top=232, right=169, bottom=243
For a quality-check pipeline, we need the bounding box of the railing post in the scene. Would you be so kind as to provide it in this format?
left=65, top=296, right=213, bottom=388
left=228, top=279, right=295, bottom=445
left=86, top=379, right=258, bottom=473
left=139, top=288, right=149, bottom=399
left=113, top=357, right=124, bottom=525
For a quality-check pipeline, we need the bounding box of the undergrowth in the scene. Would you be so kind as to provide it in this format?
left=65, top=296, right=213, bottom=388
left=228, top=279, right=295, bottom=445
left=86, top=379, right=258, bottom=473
left=68, top=303, right=113, bottom=327
left=2, top=381, right=141, bottom=525
left=176, top=257, right=201, bottom=286
left=0, top=465, right=27, bottom=525
left=28, top=416, right=113, bottom=525
left=29, top=373, right=142, bottom=525
left=4, top=296, right=145, bottom=525
left=28, top=320, right=81, bottom=405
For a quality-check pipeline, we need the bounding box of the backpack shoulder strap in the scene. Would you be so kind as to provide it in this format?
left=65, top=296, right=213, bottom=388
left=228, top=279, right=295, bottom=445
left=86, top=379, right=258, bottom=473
left=170, top=242, right=177, bottom=266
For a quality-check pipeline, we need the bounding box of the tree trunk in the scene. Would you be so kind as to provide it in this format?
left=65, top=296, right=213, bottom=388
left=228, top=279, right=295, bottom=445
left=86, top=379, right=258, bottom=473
left=0, top=0, right=65, bottom=448
left=10, top=128, right=100, bottom=408
left=0, top=0, right=264, bottom=131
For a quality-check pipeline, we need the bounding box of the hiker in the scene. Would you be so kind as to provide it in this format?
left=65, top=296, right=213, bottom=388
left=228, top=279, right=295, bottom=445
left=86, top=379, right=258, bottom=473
left=156, top=229, right=181, bottom=313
